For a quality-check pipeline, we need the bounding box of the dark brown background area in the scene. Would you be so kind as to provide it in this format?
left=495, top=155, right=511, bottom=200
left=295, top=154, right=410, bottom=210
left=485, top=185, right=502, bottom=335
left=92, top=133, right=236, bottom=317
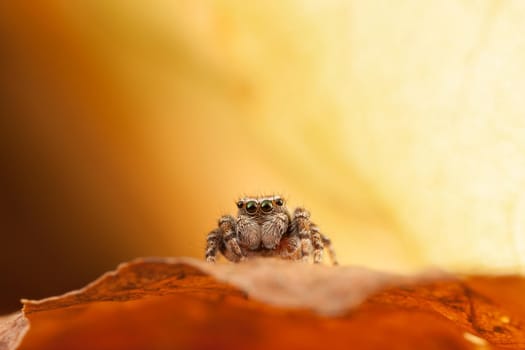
left=0, top=3, right=170, bottom=312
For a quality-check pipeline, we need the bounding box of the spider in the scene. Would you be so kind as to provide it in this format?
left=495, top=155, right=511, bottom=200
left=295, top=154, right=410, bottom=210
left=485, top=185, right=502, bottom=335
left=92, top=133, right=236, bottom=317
left=205, top=195, right=338, bottom=265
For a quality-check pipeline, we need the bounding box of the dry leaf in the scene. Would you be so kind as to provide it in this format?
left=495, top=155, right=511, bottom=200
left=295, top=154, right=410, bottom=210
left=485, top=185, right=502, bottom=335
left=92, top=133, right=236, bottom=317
left=1, top=257, right=524, bottom=350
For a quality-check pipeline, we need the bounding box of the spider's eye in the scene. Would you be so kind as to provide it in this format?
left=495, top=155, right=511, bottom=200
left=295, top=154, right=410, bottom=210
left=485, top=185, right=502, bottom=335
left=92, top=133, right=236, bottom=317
left=260, top=200, right=273, bottom=213
left=246, top=201, right=258, bottom=214
left=236, top=201, right=243, bottom=209
left=275, top=198, right=284, bottom=206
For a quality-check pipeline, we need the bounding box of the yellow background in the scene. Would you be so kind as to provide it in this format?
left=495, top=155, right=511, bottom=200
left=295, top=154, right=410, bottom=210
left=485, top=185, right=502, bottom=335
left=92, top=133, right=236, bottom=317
left=1, top=1, right=525, bottom=312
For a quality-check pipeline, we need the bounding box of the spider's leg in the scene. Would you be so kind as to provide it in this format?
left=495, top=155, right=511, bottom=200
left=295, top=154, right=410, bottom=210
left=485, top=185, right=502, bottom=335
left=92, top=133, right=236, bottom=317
left=310, top=224, right=325, bottom=264
left=218, top=215, right=245, bottom=262
left=293, top=207, right=312, bottom=262
left=281, top=234, right=301, bottom=260
left=320, top=233, right=338, bottom=266
left=205, top=228, right=221, bottom=263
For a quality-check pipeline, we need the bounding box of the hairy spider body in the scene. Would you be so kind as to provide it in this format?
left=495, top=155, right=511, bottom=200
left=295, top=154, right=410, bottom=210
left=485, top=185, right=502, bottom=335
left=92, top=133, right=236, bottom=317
left=205, top=195, right=337, bottom=265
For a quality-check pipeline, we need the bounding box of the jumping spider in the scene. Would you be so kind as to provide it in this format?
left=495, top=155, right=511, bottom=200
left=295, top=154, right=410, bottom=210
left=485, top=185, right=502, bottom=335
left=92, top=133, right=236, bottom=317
left=205, top=195, right=337, bottom=265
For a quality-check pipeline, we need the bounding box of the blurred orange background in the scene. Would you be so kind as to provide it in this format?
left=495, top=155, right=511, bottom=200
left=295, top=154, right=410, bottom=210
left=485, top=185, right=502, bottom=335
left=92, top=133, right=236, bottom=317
left=2, top=1, right=525, bottom=313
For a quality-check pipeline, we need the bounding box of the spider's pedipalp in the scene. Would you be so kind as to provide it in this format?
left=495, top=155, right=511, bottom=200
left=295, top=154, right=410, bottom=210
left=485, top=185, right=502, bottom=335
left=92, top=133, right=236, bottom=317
left=261, top=212, right=289, bottom=249
left=237, top=215, right=261, bottom=250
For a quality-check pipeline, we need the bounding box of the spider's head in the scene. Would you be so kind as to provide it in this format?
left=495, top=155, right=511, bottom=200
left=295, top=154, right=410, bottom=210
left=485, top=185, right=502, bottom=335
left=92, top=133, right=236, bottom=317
left=236, top=195, right=286, bottom=217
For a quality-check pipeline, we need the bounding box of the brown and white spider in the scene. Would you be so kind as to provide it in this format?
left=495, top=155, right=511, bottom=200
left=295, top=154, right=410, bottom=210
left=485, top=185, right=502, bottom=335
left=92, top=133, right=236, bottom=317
left=205, top=195, right=337, bottom=265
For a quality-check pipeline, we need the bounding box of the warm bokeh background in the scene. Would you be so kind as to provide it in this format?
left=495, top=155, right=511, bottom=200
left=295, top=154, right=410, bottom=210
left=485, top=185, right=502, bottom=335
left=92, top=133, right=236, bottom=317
left=2, top=1, right=525, bottom=313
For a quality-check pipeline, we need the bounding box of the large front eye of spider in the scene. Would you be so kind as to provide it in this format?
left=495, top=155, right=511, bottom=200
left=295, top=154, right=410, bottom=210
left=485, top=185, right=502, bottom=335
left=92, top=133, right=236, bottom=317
left=260, top=200, right=273, bottom=213
left=245, top=201, right=258, bottom=214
